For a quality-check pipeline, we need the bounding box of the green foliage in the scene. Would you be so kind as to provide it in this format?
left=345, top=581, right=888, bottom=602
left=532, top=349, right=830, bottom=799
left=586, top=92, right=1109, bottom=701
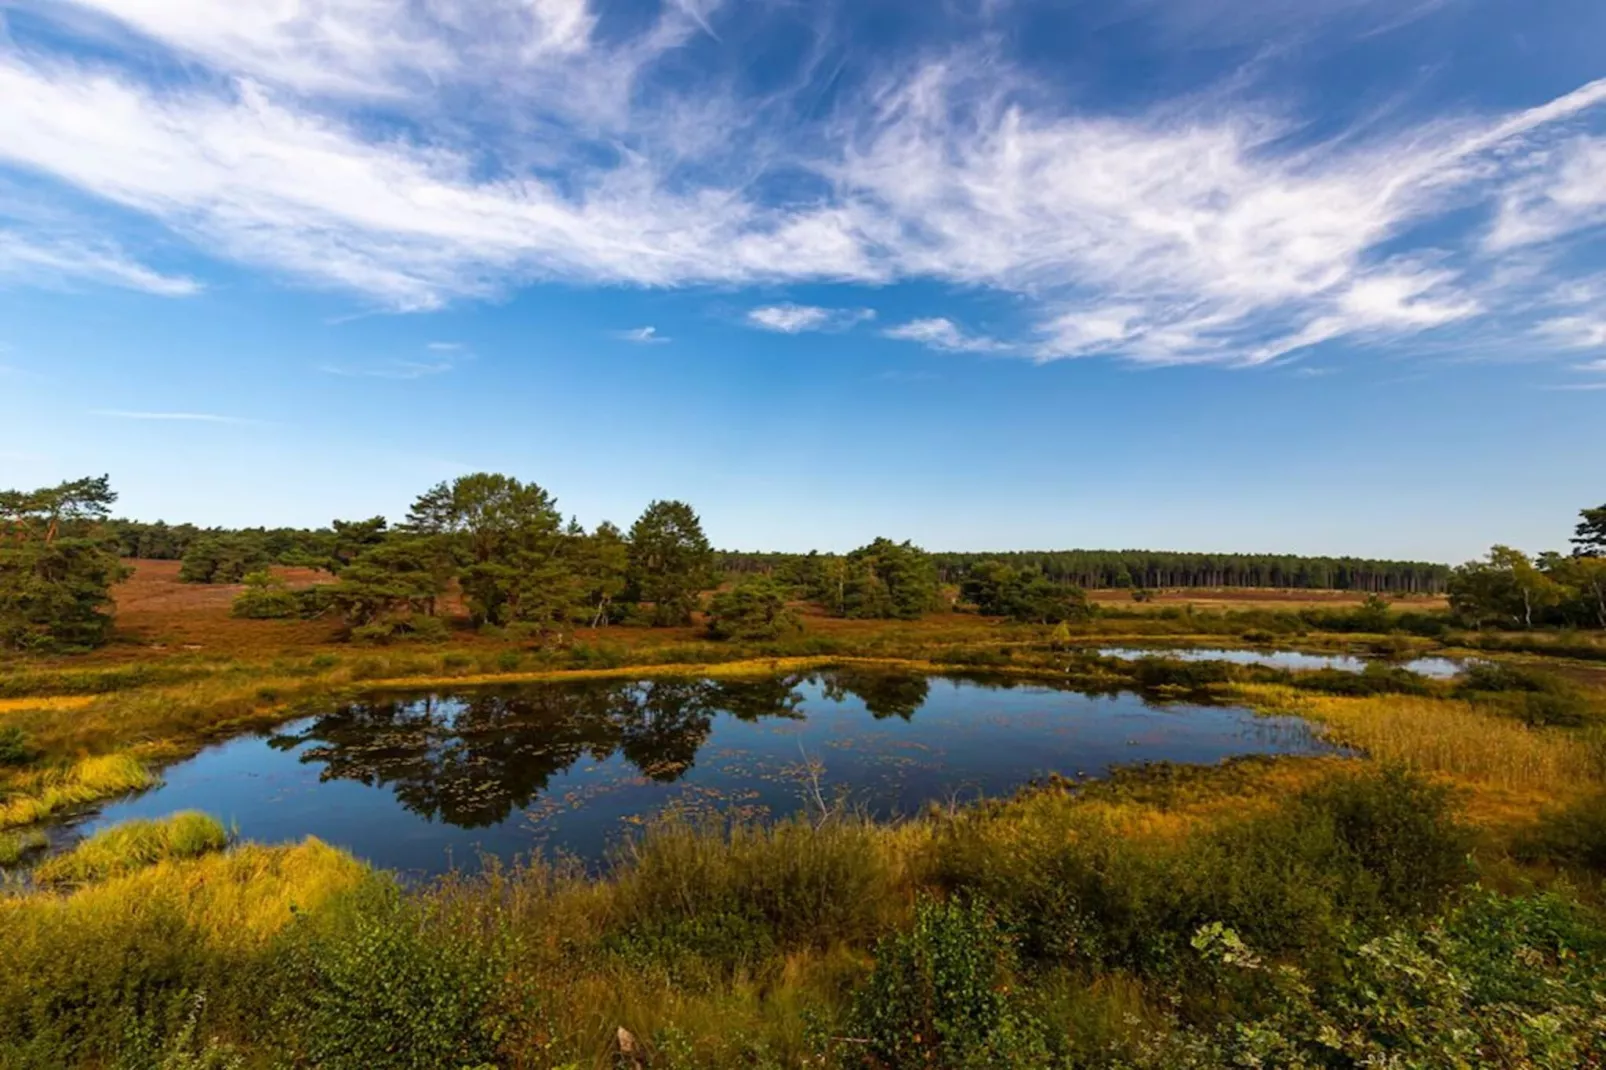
left=932, top=766, right=1473, bottom=972
left=177, top=535, right=271, bottom=585
left=853, top=896, right=1047, bottom=1070
left=961, top=560, right=1092, bottom=623
left=706, top=576, right=802, bottom=640
left=823, top=538, right=940, bottom=620
left=326, top=538, right=451, bottom=632
left=228, top=571, right=300, bottom=620
left=405, top=473, right=572, bottom=628
left=0, top=475, right=128, bottom=651
left=628, top=500, right=716, bottom=626
left=1289, top=663, right=1434, bottom=698
left=1521, top=791, right=1606, bottom=872
left=326, top=516, right=388, bottom=575
left=274, top=882, right=508, bottom=1070
left=1185, top=892, right=1606, bottom=1069
left=1575, top=502, right=1606, bottom=556
left=1456, top=663, right=1599, bottom=726
left=574, top=519, right=630, bottom=627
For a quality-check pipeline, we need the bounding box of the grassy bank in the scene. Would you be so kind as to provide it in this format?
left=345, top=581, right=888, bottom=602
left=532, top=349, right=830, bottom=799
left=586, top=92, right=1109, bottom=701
left=2, top=764, right=1603, bottom=1068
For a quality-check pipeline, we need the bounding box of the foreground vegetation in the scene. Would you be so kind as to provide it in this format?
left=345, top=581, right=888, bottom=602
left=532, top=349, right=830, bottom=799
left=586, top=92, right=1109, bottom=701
left=2, top=762, right=1604, bottom=1069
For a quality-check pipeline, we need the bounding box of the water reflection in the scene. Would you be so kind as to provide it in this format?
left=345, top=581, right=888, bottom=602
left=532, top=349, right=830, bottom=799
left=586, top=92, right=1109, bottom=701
left=75, top=670, right=1337, bottom=874
left=264, top=673, right=922, bottom=827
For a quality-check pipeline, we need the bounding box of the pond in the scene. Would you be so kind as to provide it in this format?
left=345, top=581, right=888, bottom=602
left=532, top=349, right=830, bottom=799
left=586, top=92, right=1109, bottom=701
left=1096, top=647, right=1468, bottom=679
left=71, top=671, right=1337, bottom=876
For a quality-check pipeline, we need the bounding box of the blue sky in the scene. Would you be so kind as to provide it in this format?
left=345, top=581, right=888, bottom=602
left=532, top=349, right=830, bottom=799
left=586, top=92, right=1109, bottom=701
left=0, top=0, right=1602, bottom=563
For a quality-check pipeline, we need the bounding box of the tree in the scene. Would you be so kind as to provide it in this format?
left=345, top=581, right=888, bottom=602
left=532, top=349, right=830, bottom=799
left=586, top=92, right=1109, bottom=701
left=574, top=520, right=629, bottom=627
left=707, top=576, right=803, bottom=640
left=832, top=538, right=940, bottom=620
left=405, top=473, right=567, bottom=628
left=325, top=538, right=452, bottom=639
left=327, top=517, right=389, bottom=575
left=628, top=500, right=715, bottom=626
left=1543, top=553, right=1606, bottom=629
left=1574, top=504, right=1606, bottom=557
left=178, top=534, right=270, bottom=583
left=1449, top=546, right=1564, bottom=629
left=960, top=560, right=1091, bottom=623
left=0, top=475, right=129, bottom=650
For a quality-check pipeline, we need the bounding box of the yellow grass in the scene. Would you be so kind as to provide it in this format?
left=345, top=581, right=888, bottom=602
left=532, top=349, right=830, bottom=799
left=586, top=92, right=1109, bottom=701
left=0, top=838, right=367, bottom=953
left=1238, top=684, right=1601, bottom=824
left=0, top=695, right=96, bottom=715
left=0, top=753, right=156, bottom=829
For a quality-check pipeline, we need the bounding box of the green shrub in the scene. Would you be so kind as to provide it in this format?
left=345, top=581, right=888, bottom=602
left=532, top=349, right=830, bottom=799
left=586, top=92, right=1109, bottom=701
left=933, top=766, right=1472, bottom=973
left=350, top=614, right=449, bottom=644
left=0, top=724, right=35, bottom=765
left=1456, top=664, right=1598, bottom=726
left=853, top=896, right=1047, bottom=1070
left=229, top=572, right=299, bottom=620
left=1291, top=664, right=1433, bottom=697
left=1520, top=791, right=1606, bottom=872
left=273, top=881, right=507, bottom=1070
left=706, top=577, right=803, bottom=641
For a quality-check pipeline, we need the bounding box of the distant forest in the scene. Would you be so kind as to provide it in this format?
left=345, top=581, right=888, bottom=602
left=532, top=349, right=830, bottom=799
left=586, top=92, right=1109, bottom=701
left=107, top=519, right=1451, bottom=593
left=723, top=550, right=1450, bottom=594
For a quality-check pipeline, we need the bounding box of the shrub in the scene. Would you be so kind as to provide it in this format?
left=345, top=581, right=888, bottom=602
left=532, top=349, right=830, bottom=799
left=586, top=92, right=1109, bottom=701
left=1520, top=791, right=1606, bottom=872
left=1456, top=663, right=1598, bottom=726
left=0, top=725, right=34, bottom=765
left=349, top=613, right=449, bottom=645
left=852, top=896, right=1047, bottom=1070
left=273, top=881, right=508, bottom=1070
left=706, top=577, right=803, bottom=641
left=229, top=572, right=299, bottom=620
left=1291, top=664, right=1433, bottom=698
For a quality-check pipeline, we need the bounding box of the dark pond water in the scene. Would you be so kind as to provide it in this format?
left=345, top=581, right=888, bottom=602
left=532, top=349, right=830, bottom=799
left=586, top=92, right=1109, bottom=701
left=74, top=671, right=1335, bottom=876
left=1096, top=647, right=1469, bottom=679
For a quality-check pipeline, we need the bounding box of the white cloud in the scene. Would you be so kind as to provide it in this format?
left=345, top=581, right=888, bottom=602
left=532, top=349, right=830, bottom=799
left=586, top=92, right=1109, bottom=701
left=1, top=4, right=1605, bottom=367
left=615, top=326, right=668, bottom=344
left=746, top=304, right=875, bottom=333
left=0, top=227, right=199, bottom=296
left=1536, top=316, right=1606, bottom=350
left=319, top=359, right=456, bottom=380
left=91, top=409, right=256, bottom=423
left=884, top=317, right=1010, bottom=353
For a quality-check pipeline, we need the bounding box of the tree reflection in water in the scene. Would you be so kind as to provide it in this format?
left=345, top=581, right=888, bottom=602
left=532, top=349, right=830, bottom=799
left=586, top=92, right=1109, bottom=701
left=268, top=670, right=932, bottom=828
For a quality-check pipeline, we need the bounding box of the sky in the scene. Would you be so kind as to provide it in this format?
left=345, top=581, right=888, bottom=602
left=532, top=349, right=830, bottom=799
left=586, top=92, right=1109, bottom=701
left=0, top=0, right=1603, bottom=564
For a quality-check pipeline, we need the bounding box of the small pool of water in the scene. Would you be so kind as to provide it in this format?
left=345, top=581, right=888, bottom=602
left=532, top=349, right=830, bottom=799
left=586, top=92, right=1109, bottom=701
left=1096, top=647, right=1468, bottom=678
left=67, top=671, right=1336, bottom=876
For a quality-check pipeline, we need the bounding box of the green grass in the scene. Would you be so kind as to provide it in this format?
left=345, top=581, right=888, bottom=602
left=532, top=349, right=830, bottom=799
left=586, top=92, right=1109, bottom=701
left=35, top=812, right=229, bottom=885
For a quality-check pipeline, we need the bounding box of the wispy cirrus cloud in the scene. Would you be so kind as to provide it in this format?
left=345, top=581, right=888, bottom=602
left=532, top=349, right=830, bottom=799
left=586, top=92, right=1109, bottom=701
left=614, top=326, right=669, bottom=344
left=0, top=226, right=199, bottom=296
left=746, top=304, right=875, bottom=333
left=320, top=342, right=470, bottom=379
left=0, top=1, right=1604, bottom=368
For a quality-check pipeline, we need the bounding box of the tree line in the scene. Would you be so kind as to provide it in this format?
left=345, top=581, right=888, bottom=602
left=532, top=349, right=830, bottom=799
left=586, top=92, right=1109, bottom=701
left=723, top=549, right=1452, bottom=594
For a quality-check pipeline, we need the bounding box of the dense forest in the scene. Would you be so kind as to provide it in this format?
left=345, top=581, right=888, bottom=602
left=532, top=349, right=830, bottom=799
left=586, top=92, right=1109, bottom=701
left=723, top=550, right=1452, bottom=593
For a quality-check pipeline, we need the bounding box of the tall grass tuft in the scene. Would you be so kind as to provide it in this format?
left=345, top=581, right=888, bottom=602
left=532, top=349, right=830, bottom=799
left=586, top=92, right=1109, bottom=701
left=36, top=812, right=230, bottom=885
left=0, top=828, right=48, bottom=867
left=0, top=753, right=157, bottom=829
left=1239, top=685, right=1602, bottom=794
